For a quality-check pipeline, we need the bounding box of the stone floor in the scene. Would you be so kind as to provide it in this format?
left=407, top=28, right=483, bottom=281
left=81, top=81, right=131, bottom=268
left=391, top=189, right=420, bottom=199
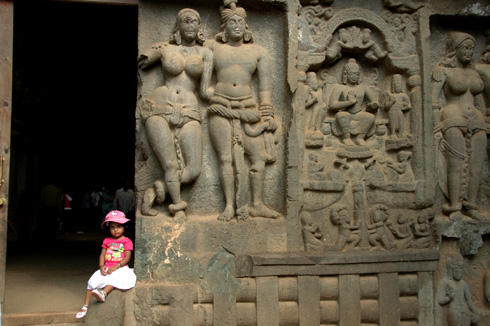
left=3, top=226, right=107, bottom=325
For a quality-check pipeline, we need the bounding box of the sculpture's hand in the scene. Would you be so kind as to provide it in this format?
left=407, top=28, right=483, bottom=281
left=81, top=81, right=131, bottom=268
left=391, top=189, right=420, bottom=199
left=367, top=102, right=379, bottom=111
left=137, top=54, right=149, bottom=69
left=260, top=105, right=278, bottom=132
left=445, top=283, right=455, bottom=299
left=347, top=91, right=358, bottom=105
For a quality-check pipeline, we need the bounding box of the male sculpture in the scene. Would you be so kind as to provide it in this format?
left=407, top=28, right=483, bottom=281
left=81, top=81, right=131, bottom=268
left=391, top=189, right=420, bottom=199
left=206, top=0, right=279, bottom=221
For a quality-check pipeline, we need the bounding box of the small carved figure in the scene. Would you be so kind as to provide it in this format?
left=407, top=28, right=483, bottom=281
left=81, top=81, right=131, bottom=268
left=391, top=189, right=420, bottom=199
left=329, top=204, right=360, bottom=251
left=384, top=74, right=411, bottom=139
left=367, top=204, right=393, bottom=249
left=388, top=213, right=413, bottom=249
left=138, top=9, right=213, bottom=217
left=307, top=153, right=325, bottom=180
left=385, top=151, right=414, bottom=183
left=305, top=72, right=327, bottom=143
left=438, top=253, right=479, bottom=325
left=329, top=59, right=379, bottom=146
left=413, top=212, right=432, bottom=248
left=206, top=0, right=280, bottom=221
left=298, top=6, right=331, bottom=52
left=432, top=32, right=488, bottom=220
left=325, top=28, right=352, bottom=64
left=301, top=213, right=325, bottom=251
left=360, top=28, right=387, bottom=63
left=366, top=155, right=388, bottom=182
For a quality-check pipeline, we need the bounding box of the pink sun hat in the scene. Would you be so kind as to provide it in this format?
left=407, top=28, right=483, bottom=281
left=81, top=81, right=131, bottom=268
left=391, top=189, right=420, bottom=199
left=101, top=210, right=131, bottom=229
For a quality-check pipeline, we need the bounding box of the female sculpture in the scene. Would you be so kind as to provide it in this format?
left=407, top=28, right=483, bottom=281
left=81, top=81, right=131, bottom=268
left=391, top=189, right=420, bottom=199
left=138, top=9, right=213, bottom=217
left=432, top=32, right=487, bottom=220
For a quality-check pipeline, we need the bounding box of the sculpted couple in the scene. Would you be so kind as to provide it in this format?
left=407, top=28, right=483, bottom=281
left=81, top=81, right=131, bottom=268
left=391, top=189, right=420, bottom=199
left=138, top=1, right=279, bottom=221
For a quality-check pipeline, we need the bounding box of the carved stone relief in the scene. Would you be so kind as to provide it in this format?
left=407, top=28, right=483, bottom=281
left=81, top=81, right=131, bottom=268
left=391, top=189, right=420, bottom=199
left=137, top=8, right=213, bottom=220
left=432, top=31, right=488, bottom=221
left=436, top=252, right=480, bottom=325
left=127, top=1, right=490, bottom=325
left=296, top=5, right=429, bottom=253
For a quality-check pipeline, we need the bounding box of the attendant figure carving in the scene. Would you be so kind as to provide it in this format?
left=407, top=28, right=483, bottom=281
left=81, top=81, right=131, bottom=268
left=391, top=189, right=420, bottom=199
left=329, top=58, right=379, bottom=146
left=367, top=204, right=393, bottom=249
left=360, top=28, right=387, bottom=63
left=301, top=213, right=325, bottom=251
left=305, top=72, right=327, bottom=144
left=329, top=204, right=360, bottom=251
left=432, top=32, right=488, bottom=221
left=413, top=212, right=432, bottom=248
left=388, top=213, right=413, bottom=249
left=138, top=9, right=213, bottom=217
left=384, top=74, right=411, bottom=139
left=438, top=253, right=479, bottom=325
left=206, top=0, right=279, bottom=221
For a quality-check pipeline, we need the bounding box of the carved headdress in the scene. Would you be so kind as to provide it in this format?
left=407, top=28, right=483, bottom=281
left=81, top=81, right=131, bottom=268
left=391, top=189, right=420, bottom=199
left=439, top=31, right=475, bottom=68
left=446, top=31, right=474, bottom=53
left=215, top=0, right=253, bottom=43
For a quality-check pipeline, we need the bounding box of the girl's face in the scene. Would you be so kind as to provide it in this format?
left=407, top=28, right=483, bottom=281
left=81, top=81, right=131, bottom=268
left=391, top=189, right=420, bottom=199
left=109, top=222, right=124, bottom=239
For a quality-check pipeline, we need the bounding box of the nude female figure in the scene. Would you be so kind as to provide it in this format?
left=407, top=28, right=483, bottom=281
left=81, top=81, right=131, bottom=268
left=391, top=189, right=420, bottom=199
left=432, top=31, right=487, bottom=220
left=138, top=9, right=213, bottom=217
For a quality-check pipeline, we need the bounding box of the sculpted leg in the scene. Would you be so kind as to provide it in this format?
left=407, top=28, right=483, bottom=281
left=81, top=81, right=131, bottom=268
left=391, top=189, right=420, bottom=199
left=145, top=116, right=185, bottom=215
left=336, top=112, right=354, bottom=146
left=141, top=187, right=158, bottom=216
left=180, top=121, right=203, bottom=184
left=464, top=131, right=487, bottom=220
left=355, top=112, right=375, bottom=145
left=245, top=135, right=280, bottom=219
left=442, top=128, right=465, bottom=214
left=209, top=115, right=235, bottom=221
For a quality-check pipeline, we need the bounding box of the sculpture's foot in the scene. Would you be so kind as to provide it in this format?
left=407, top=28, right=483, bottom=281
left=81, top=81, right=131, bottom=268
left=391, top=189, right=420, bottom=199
left=449, top=211, right=464, bottom=222
left=217, top=205, right=235, bottom=222
left=141, top=206, right=158, bottom=216
left=354, top=137, right=367, bottom=146
left=462, top=202, right=486, bottom=221
left=464, top=209, right=486, bottom=221
left=442, top=203, right=462, bottom=215
left=342, top=138, right=355, bottom=146
left=141, top=187, right=158, bottom=216
left=313, top=130, right=324, bottom=140
left=249, top=203, right=280, bottom=219
left=154, top=180, right=166, bottom=204
left=168, top=201, right=188, bottom=215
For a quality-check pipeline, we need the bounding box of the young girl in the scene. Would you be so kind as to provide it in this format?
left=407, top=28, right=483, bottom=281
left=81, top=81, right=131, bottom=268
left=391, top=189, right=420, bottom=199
left=76, top=210, right=137, bottom=319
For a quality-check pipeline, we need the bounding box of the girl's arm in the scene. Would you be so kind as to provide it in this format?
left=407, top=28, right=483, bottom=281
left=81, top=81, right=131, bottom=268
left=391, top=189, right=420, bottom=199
left=107, top=250, right=132, bottom=274
left=99, top=248, right=107, bottom=276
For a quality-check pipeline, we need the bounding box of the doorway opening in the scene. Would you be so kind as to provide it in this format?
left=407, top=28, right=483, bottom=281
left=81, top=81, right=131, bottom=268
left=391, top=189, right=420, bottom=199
left=6, top=0, right=138, bottom=316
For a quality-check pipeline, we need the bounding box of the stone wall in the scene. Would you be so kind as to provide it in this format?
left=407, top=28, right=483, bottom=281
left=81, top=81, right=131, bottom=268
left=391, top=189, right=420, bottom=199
left=120, top=0, right=490, bottom=325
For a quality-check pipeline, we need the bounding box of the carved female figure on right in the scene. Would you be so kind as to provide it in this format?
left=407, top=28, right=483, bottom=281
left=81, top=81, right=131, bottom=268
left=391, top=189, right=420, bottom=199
left=432, top=31, right=487, bottom=221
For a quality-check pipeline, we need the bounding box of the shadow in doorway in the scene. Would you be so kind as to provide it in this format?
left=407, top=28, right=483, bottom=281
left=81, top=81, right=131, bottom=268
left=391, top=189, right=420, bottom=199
left=6, top=1, right=138, bottom=321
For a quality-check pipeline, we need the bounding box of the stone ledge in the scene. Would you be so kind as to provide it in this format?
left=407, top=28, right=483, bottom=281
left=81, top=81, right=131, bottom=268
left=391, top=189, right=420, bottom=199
left=2, top=312, right=81, bottom=326
left=236, top=250, right=440, bottom=277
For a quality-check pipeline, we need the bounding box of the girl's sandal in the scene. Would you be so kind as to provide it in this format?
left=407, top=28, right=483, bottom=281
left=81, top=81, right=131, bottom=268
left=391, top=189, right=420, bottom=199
left=92, top=289, right=106, bottom=303
left=76, top=305, right=88, bottom=319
